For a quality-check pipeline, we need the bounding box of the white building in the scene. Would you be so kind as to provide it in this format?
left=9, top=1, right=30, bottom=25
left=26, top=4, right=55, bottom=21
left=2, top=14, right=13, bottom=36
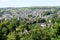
left=2, top=14, right=13, bottom=20
left=41, top=23, right=46, bottom=27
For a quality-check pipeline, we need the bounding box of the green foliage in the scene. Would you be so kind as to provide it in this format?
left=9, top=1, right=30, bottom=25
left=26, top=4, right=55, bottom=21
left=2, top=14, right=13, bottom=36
left=7, top=31, right=16, bottom=40
left=0, top=17, right=60, bottom=40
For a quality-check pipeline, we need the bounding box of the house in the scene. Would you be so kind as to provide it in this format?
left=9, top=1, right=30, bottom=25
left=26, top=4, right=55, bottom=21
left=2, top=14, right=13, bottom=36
left=40, top=23, right=46, bottom=27
left=2, top=14, right=13, bottom=20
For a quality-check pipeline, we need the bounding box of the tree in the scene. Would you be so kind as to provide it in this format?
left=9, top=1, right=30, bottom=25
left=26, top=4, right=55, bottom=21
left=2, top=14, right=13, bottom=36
left=7, top=31, right=16, bottom=40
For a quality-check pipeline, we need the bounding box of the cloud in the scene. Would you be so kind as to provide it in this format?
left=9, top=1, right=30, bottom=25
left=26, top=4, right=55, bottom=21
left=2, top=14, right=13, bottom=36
left=0, top=0, right=10, bottom=2
left=0, top=0, right=60, bottom=8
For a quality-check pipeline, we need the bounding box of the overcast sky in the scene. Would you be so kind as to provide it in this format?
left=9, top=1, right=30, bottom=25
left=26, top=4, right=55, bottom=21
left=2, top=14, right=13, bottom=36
left=0, top=0, right=60, bottom=8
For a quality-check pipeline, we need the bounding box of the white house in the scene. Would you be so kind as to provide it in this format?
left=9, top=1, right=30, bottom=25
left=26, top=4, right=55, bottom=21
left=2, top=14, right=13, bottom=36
left=41, top=23, right=46, bottom=27
left=2, top=14, right=13, bottom=20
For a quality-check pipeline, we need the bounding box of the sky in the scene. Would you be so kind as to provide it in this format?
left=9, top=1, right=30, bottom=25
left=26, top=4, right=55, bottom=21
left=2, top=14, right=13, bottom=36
left=0, top=0, right=60, bottom=8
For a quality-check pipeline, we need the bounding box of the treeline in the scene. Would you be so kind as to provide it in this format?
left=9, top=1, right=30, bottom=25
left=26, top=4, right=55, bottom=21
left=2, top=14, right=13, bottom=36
left=0, top=17, right=60, bottom=40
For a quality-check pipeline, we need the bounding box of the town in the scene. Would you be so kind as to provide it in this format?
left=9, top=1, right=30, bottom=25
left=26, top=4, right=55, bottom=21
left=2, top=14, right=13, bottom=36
left=0, top=7, right=59, bottom=21
left=0, top=7, right=60, bottom=40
